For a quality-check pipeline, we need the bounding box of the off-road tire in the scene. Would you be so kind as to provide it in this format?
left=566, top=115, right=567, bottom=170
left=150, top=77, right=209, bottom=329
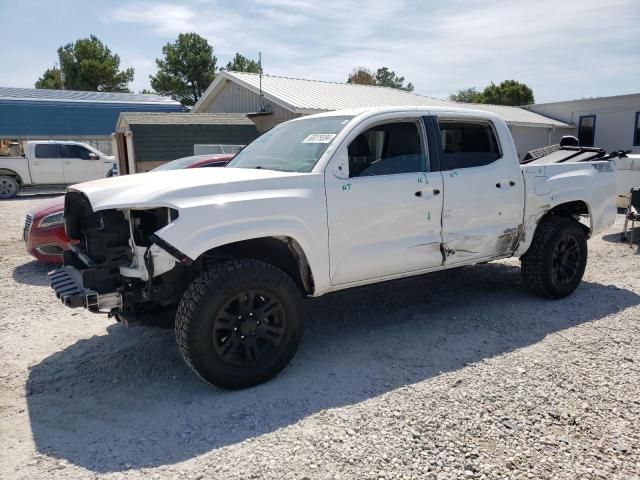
left=0, top=176, right=19, bottom=199
left=175, top=259, right=303, bottom=389
left=521, top=215, right=587, bottom=298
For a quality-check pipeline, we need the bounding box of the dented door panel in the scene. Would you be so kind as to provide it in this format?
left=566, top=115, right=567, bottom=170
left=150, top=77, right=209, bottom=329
left=440, top=146, right=525, bottom=263
left=325, top=168, right=444, bottom=285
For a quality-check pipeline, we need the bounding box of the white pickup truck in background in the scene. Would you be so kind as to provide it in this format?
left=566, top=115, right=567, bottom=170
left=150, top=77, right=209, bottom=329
left=0, top=141, right=116, bottom=198
left=50, top=106, right=617, bottom=389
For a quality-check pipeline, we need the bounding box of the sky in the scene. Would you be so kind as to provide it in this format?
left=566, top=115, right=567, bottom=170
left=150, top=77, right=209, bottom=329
left=1, top=0, right=638, bottom=103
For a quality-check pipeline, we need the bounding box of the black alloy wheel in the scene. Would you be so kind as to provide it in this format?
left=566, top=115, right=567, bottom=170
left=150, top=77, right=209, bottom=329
left=213, top=290, right=287, bottom=367
left=175, top=259, right=303, bottom=389
left=551, top=235, right=581, bottom=286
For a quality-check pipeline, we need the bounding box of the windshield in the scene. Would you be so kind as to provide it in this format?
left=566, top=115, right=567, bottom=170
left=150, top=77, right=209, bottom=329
left=227, top=115, right=353, bottom=172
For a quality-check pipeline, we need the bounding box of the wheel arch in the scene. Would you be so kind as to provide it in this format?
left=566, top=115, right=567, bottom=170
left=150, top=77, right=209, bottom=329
left=0, top=169, right=23, bottom=184
left=198, top=236, right=315, bottom=295
left=516, top=199, right=592, bottom=256
left=544, top=200, right=592, bottom=237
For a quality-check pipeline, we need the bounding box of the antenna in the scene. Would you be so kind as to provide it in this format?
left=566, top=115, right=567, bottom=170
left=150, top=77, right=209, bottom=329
left=259, top=52, right=265, bottom=112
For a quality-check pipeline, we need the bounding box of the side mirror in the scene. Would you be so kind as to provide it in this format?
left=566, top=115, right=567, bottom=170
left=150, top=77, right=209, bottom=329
left=88, top=153, right=99, bottom=160
left=331, top=149, right=349, bottom=180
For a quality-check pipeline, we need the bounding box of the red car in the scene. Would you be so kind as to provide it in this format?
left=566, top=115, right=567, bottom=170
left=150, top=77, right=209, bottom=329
left=23, top=154, right=233, bottom=264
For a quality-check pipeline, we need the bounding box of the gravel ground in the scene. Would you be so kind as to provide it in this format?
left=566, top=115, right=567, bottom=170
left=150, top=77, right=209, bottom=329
left=1, top=196, right=639, bottom=480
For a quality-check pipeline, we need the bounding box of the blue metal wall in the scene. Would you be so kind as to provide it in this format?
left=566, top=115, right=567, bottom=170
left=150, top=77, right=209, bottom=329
left=0, top=100, right=182, bottom=136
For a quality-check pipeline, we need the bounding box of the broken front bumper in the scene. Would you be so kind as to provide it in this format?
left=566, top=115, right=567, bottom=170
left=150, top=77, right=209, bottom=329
left=49, top=267, right=122, bottom=312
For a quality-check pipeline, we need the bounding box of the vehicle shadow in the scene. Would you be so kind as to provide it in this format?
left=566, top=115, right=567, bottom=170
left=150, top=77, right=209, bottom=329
left=602, top=226, right=640, bottom=245
left=12, top=260, right=56, bottom=286
left=26, top=262, right=640, bottom=473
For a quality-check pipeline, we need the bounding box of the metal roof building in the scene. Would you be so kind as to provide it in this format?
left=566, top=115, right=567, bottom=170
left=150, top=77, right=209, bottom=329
left=0, top=87, right=182, bottom=154
left=526, top=93, right=640, bottom=154
left=193, top=71, right=573, bottom=158
left=195, top=71, right=568, bottom=127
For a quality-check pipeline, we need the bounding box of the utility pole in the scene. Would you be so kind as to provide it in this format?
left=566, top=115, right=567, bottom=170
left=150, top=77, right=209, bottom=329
left=258, top=52, right=264, bottom=112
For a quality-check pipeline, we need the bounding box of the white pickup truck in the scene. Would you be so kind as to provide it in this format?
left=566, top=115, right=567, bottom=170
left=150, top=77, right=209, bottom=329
left=49, top=106, right=617, bottom=389
left=0, top=141, right=115, bottom=199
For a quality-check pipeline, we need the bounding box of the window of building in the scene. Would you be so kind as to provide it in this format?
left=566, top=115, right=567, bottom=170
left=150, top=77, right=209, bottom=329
left=437, top=119, right=501, bottom=170
left=634, top=112, right=640, bottom=146
left=34, top=144, right=59, bottom=158
left=578, top=115, right=596, bottom=147
left=347, top=121, right=427, bottom=177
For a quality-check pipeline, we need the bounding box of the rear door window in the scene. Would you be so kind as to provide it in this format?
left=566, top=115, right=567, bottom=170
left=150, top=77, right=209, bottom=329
left=34, top=144, right=59, bottom=158
left=438, top=120, right=501, bottom=170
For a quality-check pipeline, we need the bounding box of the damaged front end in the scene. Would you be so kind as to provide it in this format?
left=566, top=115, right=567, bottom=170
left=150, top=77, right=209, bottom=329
left=49, top=191, right=193, bottom=325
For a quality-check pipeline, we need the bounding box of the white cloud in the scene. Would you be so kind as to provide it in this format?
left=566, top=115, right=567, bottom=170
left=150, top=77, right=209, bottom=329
left=110, top=3, right=197, bottom=34
left=12, top=0, right=636, bottom=101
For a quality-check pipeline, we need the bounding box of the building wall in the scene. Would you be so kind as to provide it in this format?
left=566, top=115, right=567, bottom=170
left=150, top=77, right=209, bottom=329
left=509, top=126, right=577, bottom=160
left=130, top=123, right=259, bottom=172
left=0, top=99, right=182, bottom=137
left=203, top=82, right=300, bottom=132
left=527, top=94, right=640, bottom=153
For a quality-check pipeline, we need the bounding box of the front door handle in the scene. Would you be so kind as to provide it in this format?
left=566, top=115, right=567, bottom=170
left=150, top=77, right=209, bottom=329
left=496, top=181, right=516, bottom=189
left=415, top=188, right=441, bottom=198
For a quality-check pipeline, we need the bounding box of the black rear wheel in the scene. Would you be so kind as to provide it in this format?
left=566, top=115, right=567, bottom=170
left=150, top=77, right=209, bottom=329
left=521, top=216, right=588, bottom=298
left=175, top=259, right=303, bottom=389
left=0, top=176, right=19, bottom=199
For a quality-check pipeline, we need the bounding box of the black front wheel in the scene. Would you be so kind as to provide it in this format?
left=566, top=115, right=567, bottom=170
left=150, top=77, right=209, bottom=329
left=175, top=259, right=303, bottom=389
left=521, top=216, right=588, bottom=298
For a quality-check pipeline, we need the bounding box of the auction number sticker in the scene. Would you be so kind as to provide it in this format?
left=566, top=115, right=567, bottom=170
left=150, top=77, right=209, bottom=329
left=303, top=133, right=336, bottom=144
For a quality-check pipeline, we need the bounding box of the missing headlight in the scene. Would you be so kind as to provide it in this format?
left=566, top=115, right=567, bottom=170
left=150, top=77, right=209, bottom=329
left=131, top=208, right=178, bottom=247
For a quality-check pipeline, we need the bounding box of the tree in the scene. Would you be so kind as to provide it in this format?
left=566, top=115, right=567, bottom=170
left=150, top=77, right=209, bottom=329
left=150, top=33, right=217, bottom=107
left=448, top=87, right=482, bottom=103
left=35, top=67, right=63, bottom=89
left=347, top=66, right=414, bottom=91
left=449, top=80, right=534, bottom=106
left=347, top=67, right=376, bottom=86
left=479, top=80, right=534, bottom=106
left=35, top=35, right=134, bottom=92
left=374, top=67, right=414, bottom=92
left=224, top=53, right=261, bottom=73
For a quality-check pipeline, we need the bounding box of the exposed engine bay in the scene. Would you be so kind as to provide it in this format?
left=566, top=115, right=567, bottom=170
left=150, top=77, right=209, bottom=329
left=50, top=191, right=193, bottom=325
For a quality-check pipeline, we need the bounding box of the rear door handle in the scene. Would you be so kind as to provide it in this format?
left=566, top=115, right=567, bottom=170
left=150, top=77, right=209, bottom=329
left=496, top=181, right=516, bottom=189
